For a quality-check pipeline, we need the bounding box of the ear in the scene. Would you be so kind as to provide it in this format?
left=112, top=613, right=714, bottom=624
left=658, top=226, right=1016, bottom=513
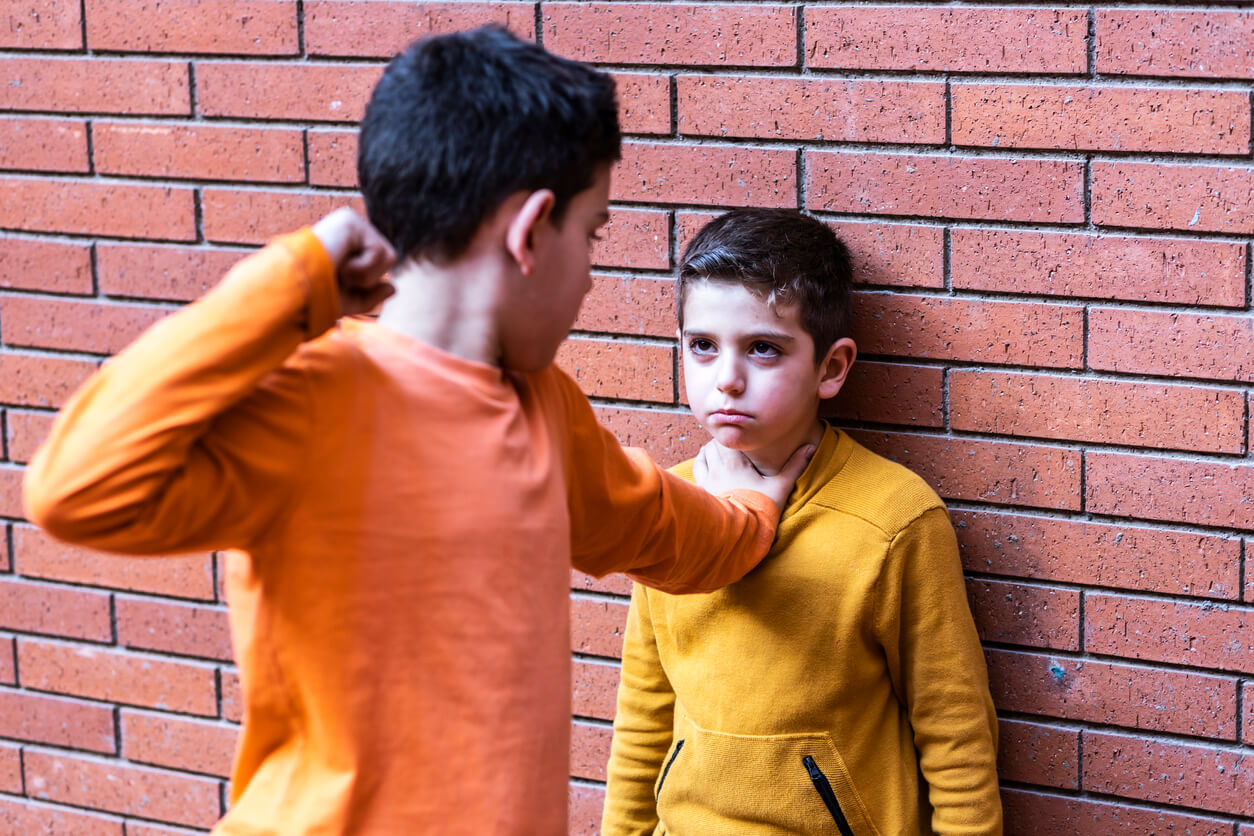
left=504, top=189, right=556, bottom=276
left=817, top=338, right=857, bottom=400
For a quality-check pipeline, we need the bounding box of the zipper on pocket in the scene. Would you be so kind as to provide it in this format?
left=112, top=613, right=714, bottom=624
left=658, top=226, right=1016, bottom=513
left=803, top=755, right=855, bottom=836
left=655, top=739, right=685, bottom=800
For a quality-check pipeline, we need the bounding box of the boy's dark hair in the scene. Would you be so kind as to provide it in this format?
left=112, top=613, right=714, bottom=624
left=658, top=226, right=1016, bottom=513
left=358, top=26, right=621, bottom=262
left=678, top=209, right=854, bottom=360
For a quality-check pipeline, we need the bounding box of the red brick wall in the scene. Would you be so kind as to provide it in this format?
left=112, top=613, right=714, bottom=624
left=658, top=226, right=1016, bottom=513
left=1, top=1, right=1252, bottom=832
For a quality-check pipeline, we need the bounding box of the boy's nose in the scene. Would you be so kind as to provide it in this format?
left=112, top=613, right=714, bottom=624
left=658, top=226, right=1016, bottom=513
left=715, top=359, right=745, bottom=395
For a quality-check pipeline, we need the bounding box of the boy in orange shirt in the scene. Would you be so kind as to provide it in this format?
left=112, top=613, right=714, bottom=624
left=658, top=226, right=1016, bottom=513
left=22, top=28, right=810, bottom=835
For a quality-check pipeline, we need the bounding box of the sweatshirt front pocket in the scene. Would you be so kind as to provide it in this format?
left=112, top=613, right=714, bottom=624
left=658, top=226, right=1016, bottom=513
left=655, top=718, right=878, bottom=836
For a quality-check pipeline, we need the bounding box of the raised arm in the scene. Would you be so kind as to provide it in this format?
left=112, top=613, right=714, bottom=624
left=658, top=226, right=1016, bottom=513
left=24, top=210, right=395, bottom=555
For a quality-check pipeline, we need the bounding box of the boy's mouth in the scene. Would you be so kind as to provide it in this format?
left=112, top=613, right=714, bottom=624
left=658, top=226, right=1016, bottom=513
left=709, top=409, right=753, bottom=424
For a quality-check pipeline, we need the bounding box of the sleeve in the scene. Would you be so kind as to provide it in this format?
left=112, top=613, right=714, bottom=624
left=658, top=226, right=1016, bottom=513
left=602, top=583, right=674, bottom=836
left=22, top=229, right=339, bottom=555
left=554, top=373, right=779, bottom=594
left=875, top=506, right=1003, bottom=835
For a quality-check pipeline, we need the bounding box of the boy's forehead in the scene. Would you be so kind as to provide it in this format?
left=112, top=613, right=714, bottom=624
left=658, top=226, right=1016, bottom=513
left=681, top=279, right=804, bottom=332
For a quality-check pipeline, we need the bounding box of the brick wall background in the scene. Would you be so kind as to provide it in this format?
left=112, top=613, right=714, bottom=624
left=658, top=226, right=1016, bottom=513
left=1, top=1, right=1252, bottom=833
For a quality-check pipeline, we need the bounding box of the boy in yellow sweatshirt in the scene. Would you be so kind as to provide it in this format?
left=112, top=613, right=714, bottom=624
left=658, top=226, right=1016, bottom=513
left=602, top=209, right=1002, bottom=835
left=22, top=28, right=813, bottom=836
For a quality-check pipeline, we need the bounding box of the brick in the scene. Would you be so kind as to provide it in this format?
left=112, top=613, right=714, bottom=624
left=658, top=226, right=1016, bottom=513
left=823, top=362, right=944, bottom=428
left=1097, top=11, right=1254, bottom=80
left=852, top=294, right=1083, bottom=369
left=1083, top=731, right=1254, bottom=816
left=0, top=687, right=116, bottom=752
left=949, top=371, right=1246, bottom=454
left=571, top=720, right=612, bottom=782
left=678, top=212, right=946, bottom=290
left=1093, top=161, right=1254, bottom=234
left=220, top=668, right=242, bottom=723
left=24, top=749, right=221, bottom=828
left=18, top=638, right=218, bottom=715
left=556, top=338, right=673, bottom=404
left=197, top=61, right=382, bottom=122
left=851, top=431, right=1081, bottom=511
left=86, top=0, right=297, bottom=54
left=592, top=406, right=702, bottom=469
left=0, top=743, right=18, bottom=793
left=545, top=3, right=796, bottom=67
left=988, top=648, right=1237, bottom=740
left=0, top=236, right=92, bottom=294
left=14, top=524, right=216, bottom=600
left=615, top=142, right=796, bottom=208
left=592, top=209, right=669, bottom=272
left=0, top=636, right=14, bottom=684
left=308, top=129, right=357, bottom=188
left=202, top=189, right=365, bottom=245
left=126, top=825, right=212, bottom=836
left=997, top=719, right=1077, bottom=790
left=305, top=0, right=533, bottom=58
left=1, top=296, right=170, bottom=355
left=950, top=229, right=1247, bottom=307
left=0, top=1, right=83, bottom=49
left=0, top=118, right=88, bottom=173
left=1089, top=308, right=1253, bottom=384
left=572, top=658, right=619, bottom=721
left=571, top=596, right=628, bottom=659
left=117, top=597, right=233, bottom=662
left=94, top=122, right=304, bottom=183
left=614, top=73, right=671, bottom=135
left=953, top=84, right=1249, bottom=155
left=807, top=152, right=1083, bottom=223
left=97, top=243, right=244, bottom=303
left=954, top=511, right=1241, bottom=600
left=833, top=221, right=944, bottom=289
left=571, top=570, right=632, bottom=597
left=577, top=274, right=673, bottom=338
left=966, top=579, right=1078, bottom=651
left=1000, top=787, right=1232, bottom=835
left=1086, top=593, right=1254, bottom=676
left=1087, top=451, right=1254, bottom=531
left=0, top=797, right=123, bottom=836
left=570, top=781, right=606, bottom=836
left=678, top=77, right=944, bottom=144
left=121, top=709, right=238, bottom=777
left=0, top=466, right=22, bottom=518
left=1244, top=681, right=1254, bottom=745
left=0, top=178, right=195, bottom=241
left=0, top=576, right=112, bottom=641
left=0, top=352, right=97, bottom=409
left=806, top=7, right=1086, bottom=74
left=0, top=58, right=189, bottom=115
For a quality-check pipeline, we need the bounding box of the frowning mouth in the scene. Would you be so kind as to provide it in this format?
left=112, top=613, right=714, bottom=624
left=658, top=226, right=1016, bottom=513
left=708, top=409, right=753, bottom=424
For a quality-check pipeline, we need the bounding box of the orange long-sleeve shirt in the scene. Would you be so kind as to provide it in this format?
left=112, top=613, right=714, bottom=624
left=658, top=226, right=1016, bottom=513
left=23, top=229, right=779, bottom=835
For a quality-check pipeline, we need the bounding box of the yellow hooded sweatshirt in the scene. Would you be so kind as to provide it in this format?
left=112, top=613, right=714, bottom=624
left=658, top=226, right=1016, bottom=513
left=603, top=426, right=1002, bottom=836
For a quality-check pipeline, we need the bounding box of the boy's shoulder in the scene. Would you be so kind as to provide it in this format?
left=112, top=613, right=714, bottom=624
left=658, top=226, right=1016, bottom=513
left=670, top=429, right=945, bottom=540
left=808, top=433, right=945, bottom=539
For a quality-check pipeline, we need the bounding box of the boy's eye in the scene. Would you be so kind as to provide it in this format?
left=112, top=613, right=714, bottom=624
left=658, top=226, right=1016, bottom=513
left=749, top=341, right=780, bottom=357
left=687, top=338, right=716, bottom=355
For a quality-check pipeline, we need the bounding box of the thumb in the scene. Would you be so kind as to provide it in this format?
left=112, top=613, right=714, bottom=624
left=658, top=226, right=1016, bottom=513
left=777, top=443, right=817, bottom=482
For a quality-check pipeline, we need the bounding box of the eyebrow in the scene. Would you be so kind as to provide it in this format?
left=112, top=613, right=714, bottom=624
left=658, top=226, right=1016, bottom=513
left=683, top=328, right=798, bottom=344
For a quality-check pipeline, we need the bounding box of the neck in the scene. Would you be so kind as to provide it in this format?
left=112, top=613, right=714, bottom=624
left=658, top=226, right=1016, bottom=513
left=741, top=418, right=825, bottom=477
left=375, top=252, right=505, bottom=367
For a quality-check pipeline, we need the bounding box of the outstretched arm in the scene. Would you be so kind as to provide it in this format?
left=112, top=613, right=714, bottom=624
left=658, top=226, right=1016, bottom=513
left=24, top=210, right=395, bottom=555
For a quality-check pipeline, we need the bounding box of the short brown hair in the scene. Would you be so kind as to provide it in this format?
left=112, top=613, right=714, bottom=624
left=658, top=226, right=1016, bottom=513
left=677, top=209, right=853, bottom=360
